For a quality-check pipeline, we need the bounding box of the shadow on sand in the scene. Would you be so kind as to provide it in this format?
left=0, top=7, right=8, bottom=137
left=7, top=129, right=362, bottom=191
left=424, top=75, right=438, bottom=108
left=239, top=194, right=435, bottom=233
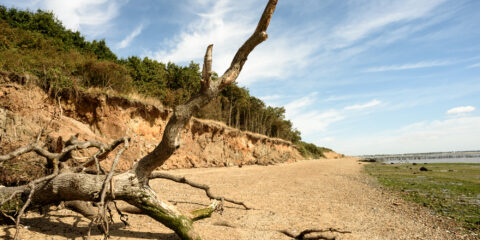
left=2, top=214, right=179, bottom=240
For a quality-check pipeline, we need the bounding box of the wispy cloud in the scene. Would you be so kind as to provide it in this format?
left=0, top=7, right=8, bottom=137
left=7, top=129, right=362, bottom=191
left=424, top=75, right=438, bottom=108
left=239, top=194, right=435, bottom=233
left=146, top=0, right=315, bottom=85
left=259, top=95, right=282, bottom=101
left=283, top=93, right=344, bottom=136
left=330, top=0, right=447, bottom=49
left=446, top=106, right=475, bottom=115
left=467, top=62, right=480, bottom=69
left=11, top=0, right=127, bottom=37
left=293, top=110, right=345, bottom=134
left=116, top=24, right=144, bottom=49
left=259, top=94, right=283, bottom=106
left=149, top=0, right=254, bottom=71
left=143, top=0, right=451, bottom=85
left=344, top=99, right=381, bottom=110
left=284, top=93, right=318, bottom=117
left=365, top=60, right=453, bottom=72
left=284, top=95, right=383, bottom=138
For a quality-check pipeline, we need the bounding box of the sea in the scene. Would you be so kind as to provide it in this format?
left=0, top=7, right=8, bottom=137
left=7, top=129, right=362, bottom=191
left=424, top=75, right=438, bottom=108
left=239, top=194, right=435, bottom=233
left=385, top=157, right=480, bottom=164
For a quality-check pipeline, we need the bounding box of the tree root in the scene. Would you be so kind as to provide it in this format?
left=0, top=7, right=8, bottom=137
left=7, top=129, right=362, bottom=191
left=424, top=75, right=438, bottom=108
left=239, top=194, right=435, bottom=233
left=0, top=1, right=278, bottom=239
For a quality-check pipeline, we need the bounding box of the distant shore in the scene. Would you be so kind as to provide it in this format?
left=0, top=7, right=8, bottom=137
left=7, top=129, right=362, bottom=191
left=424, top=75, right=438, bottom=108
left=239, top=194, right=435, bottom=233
left=360, top=151, right=480, bottom=163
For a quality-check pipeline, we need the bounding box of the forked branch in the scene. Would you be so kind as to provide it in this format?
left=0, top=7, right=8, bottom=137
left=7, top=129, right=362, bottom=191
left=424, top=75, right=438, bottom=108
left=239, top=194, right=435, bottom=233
left=0, top=1, right=279, bottom=240
left=150, top=172, right=252, bottom=210
left=134, top=0, right=279, bottom=181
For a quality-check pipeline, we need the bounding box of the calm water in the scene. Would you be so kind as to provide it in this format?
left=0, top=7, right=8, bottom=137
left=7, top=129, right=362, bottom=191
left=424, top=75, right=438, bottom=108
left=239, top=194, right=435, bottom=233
left=385, top=157, right=480, bottom=164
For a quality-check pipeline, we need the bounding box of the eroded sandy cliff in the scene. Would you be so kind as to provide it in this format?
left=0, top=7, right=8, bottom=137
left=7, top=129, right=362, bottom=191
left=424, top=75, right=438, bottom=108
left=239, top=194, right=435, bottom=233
left=0, top=72, right=302, bottom=180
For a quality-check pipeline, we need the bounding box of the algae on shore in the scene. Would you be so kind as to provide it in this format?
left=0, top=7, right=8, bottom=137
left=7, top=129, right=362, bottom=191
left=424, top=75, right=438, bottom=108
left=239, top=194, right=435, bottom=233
left=365, top=163, right=480, bottom=233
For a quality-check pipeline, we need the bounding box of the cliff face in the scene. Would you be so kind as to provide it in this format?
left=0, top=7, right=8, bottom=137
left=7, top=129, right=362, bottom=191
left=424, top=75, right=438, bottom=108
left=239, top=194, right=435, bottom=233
left=0, top=72, right=302, bottom=175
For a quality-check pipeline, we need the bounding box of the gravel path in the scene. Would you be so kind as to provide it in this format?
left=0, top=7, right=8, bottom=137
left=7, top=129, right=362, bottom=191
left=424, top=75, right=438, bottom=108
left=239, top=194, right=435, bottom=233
left=1, top=158, right=465, bottom=239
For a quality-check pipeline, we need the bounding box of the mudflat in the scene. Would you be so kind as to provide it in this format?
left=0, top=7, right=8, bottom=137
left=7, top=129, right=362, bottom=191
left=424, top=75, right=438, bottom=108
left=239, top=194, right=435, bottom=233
left=1, top=158, right=464, bottom=239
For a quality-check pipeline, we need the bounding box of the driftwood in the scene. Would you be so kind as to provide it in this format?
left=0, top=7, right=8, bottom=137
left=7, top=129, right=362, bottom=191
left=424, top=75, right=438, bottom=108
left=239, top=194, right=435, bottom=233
left=0, top=1, right=278, bottom=239
left=280, top=228, right=352, bottom=240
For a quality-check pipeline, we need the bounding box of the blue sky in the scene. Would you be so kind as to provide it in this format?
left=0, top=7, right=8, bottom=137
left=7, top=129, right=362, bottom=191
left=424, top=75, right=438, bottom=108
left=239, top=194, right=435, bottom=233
left=2, top=0, right=480, bottom=155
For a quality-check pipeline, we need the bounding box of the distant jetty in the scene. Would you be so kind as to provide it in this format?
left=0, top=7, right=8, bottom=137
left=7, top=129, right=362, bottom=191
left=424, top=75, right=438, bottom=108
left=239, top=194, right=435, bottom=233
left=360, top=151, right=480, bottom=162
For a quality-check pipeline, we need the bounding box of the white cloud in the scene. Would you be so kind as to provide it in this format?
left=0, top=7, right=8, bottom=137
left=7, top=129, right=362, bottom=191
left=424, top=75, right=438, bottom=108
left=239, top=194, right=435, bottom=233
left=146, top=0, right=315, bottom=85
left=259, top=95, right=282, bottom=101
left=344, top=99, right=381, bottom=110
left=290, top=110, right=345, bottom=136
left=116, top=24, right=144, bottom=49
left=38, top=0, right=126, bottom=36
left=331, top=0, right=447, bottom=49
left=446, top=106, right=475, bottom=115
left=284, top=96, right=384, bottom=139
left=467, top=62, right=480, bottom=68
left=334, top=117, right=480, bottom=155
left=141, top=0, right=449, bottom=86
left=238, top=38, right=313, bottom=84
left=259, top=94, right=283, bottom=106
left=149, top=0, right=254, bottom=70
left=284, top=93, right=317, bottom=117
left=365, top=60, right=453, bottom=72
left=282, top=93, right=344, bottom=136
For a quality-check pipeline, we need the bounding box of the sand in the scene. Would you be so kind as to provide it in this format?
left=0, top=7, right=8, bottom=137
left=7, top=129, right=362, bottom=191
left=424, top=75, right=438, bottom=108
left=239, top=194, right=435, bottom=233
left=1, top=158, right=469, bottom=239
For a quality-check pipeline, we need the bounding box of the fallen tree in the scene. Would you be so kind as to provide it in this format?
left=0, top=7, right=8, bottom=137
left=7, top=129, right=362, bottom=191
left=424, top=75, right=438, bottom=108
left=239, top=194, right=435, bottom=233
left=0, top=0, right=278, bottom=239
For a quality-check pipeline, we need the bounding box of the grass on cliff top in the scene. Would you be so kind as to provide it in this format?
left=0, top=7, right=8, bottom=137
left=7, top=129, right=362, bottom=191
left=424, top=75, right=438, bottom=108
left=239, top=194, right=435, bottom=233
left=365, top=163, right=480, bottom=233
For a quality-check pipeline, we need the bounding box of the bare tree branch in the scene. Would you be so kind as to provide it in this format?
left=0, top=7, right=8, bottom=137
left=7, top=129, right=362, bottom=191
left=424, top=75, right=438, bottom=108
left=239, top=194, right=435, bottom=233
left=134, top=0, right=279, bottom=182
left=13, top=157, right=61, bottom=240
left=77, top=137, right=129, bottom=170
left=0, top=136, right=127, bottom=166
left=0, top=189, right=22, bottom=224
left=219, top=0, right=277, bottom=88
left=0, top=1, right=279, bottom=240
left=150, top=171, right=252, bottom=210
left=95, top=137, right=129, bottom=237
left=0, top=143, right=43, bottom=162
left=201, top=44, right=213, bottom=92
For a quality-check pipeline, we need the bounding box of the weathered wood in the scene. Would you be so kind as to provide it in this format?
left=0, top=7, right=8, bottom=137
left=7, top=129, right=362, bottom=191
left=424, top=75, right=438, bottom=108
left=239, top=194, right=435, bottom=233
left=133, top=0, right=279, bottom=182
left=0, top=1, right=278, bottom=239
left=150, top=172, right=251, bottom=209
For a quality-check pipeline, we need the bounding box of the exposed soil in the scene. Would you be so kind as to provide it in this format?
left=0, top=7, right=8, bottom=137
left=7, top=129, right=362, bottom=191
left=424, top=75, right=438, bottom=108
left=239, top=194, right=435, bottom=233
left=0, top=78, right=302, bottom=184
left=2, top=158, right=471, bottom=240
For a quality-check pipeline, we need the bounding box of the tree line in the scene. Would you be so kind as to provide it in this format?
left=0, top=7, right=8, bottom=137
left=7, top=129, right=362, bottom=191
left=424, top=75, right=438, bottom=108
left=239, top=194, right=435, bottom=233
left=0, top=5, right=330, bottom=157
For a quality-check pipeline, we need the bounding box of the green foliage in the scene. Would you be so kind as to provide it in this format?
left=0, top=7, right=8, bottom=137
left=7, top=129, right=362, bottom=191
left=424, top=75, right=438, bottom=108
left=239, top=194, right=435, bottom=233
left=297, top=141, right=332, bottom=159
left=120, top=56, right=167, bottom=98
left=120, top=57, right=202, bottom=106
left=0, top=6, right=117, bottom=60
left=366, top=163, right=480, bottom=233
left=0, top=5, right=330, bottom=152
left=164, top=62, right=201, bottom=106
left=81, top=60, right=133, bottom=93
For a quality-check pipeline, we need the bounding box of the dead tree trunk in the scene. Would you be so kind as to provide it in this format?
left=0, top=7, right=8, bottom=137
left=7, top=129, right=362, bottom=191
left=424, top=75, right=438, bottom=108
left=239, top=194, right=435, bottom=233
left=0, top=1, right=278, bottom=239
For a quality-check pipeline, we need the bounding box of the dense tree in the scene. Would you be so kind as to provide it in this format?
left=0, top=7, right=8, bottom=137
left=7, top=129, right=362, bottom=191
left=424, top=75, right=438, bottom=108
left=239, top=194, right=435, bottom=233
left=0, top=2, right=279, bottom=239
left=120, top=56, right=168, bottom=98
left=0, top=3, right=324, bottom=155
left=0, top=6, right=117, bottom=61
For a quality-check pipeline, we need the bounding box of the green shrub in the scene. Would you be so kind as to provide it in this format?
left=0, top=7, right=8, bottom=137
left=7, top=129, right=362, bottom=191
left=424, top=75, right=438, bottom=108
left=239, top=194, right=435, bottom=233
left=80, top=60, right=133, bottom=93
left=296, top=141, right=332, bottom=159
